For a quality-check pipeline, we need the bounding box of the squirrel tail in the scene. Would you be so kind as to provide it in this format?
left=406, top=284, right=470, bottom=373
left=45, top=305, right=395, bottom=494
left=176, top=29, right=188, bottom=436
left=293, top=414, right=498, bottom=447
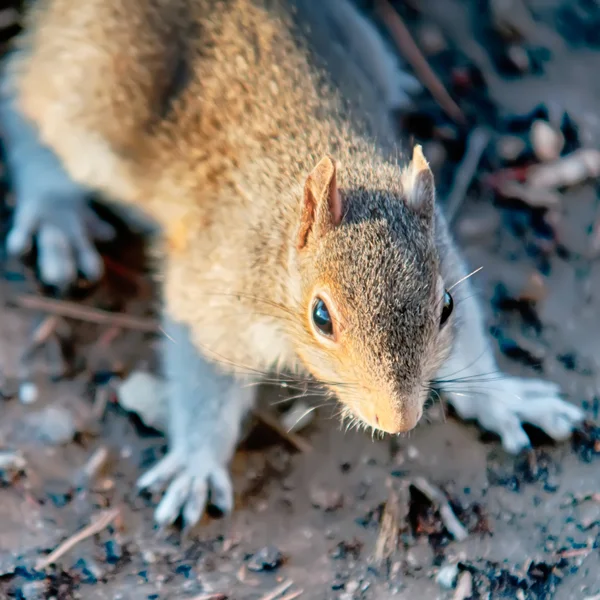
left=290, top=0, right=421, bottom=112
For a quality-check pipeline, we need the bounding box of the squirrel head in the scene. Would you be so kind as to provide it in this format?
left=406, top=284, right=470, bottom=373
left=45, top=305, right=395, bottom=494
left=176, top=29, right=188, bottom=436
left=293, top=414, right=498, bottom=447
left=292, top=146, right=455, bottom=435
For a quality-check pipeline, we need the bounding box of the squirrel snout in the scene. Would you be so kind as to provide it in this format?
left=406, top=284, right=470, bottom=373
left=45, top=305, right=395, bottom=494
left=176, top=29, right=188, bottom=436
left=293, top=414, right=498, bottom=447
left=366, top=402, right=423, bottom=435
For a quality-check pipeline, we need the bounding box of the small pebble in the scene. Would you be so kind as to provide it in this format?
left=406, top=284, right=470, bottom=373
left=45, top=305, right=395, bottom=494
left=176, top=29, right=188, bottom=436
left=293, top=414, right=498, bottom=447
left=246, top=546, right=284, bottom=572
left=19, top=381, right=38, bottom=405
left=506, top=45, right=530, bottom=73
left=530, top=120, right=565, bottom=163
left=310, top=486, right=344, bottom=511
left=20, top=405, right=76, bottom=445
left=496, top=135, right=527, bottom=163
left=21, top=580, right=48, bottom=600
left=417, top=23, right=447, bottom=55
left=0, top=450, right=26, bottom=471
left=519, top=272, right=547, bottom=303
left=407, top=446, right=419, bottom=460
left=345, top=580, right=360, bottom=594
left=116, top=371, right=168, bottom=432
left=437, top=563, right=460, bottom=589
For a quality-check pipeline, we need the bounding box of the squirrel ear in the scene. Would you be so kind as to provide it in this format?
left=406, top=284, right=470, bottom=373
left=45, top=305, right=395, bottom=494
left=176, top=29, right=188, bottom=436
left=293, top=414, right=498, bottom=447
left=297, top=155, right=343, bottom=250
left=401, top=145, right=435, bottom=219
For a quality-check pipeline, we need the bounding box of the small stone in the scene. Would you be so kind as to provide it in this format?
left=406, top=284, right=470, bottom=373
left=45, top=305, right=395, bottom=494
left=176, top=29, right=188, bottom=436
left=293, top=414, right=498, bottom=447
left=417, top=23, right=447, bottom=55
left=345, top=580, right=360, bottom=594
left=496, top=135, right=527, bottom=162
left=21, top=580, right=48, bottom=600
left=20, top=405, right=76, bottom=445
left=437, top=563, right=459, bottom=589
left=310, top=485, right=344, bottom=511
left=142, top=550, right=157, bottom=564
left=246, top=546, right=284, bottom=572
left=406, top=539, right=434, bottom=570
left=19, top=381, right=38, bottom=404
left=519, top=272, right=548, bottom=303
left=116, top=371, right=168, bottom=431
left=506, top=45, right=530, bottom=73
left=531, top=120, right=564, bottom=163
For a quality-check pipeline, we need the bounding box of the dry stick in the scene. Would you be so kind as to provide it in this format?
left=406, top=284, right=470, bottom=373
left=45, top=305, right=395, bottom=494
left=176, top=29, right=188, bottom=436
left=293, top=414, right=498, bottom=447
left=259, top=580, right=294, bottom=600
left=557, top=547, right=593, bottom=559
left=253, top=409, right=313, bottom=453
left=81, top=446, right=110, bottom=483
left=20, top=315, right=61, bottom=369
left=15, top=294, right=159, bottom=333
left=375, top=0, right=466, bottom=125
left=445, top=127, right=492, bottom=224
left=278, top=592, right=303, bottom=600
left=374, top=484, right=407, bottom=566
left=36, top=507, right=120, bottom=570
left=412, top=477, right=468, bottom=541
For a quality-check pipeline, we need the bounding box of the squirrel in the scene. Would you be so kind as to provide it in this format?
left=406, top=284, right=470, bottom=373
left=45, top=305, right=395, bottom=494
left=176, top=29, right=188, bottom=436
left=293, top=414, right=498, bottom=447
left=0, top=0, right=584, bottom=528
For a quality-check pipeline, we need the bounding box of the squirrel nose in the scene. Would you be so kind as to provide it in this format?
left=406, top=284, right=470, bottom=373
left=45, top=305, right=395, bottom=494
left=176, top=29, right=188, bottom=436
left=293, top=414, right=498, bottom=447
left=375, top=405, right=422, bottom=434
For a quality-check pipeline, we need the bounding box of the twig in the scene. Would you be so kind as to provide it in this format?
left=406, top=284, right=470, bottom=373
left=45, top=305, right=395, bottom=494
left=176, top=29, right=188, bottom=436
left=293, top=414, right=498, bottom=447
left=375, top=0, right=466, bottom=125
left=253, top=409, right=313, bottom=453
left=80, top=446, right=110, bottom=484
left=412, top=477, right=468, bottom=541
left=30, top=315, right=61, bottom=346
left=279, top=592, right=303, bottom=600
left=445, top=127, right=492, bottom=223
left=557, top=547, right=592, bottom=559
left=20, top=315, right=61, bottom=370
left=189, top=595, right=228, bottom=600
left=259, top=580, right=294, bottom=600
left=36, top=507, right=120, bottom=570
left=14, top=295, right=159, bottom=333
left=374, top=482, right=409, bottom=566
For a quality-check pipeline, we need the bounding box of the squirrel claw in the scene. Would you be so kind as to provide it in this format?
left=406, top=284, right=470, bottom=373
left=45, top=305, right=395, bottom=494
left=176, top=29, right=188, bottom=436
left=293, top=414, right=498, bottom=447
left=449, top=376, right=585, bottom=454
left=137, top=449, right=233, bottom=528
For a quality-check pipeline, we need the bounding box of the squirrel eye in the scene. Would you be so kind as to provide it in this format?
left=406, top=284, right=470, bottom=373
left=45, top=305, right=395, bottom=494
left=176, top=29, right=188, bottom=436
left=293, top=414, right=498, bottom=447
left=312, top=297, right=334, bottom=337
left=440, top=290, right=454, bottom=328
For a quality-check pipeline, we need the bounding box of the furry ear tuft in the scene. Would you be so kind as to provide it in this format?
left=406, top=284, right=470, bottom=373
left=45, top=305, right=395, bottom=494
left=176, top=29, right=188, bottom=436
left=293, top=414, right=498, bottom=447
left=401, top=145, right=435, bottom=219
left=297, top=155, right=343, bottom=250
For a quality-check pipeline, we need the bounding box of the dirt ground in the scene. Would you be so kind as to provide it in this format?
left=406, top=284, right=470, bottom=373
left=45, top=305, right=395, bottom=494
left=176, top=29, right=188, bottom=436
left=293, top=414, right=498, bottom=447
left=2, top=1, right=600, bottom=599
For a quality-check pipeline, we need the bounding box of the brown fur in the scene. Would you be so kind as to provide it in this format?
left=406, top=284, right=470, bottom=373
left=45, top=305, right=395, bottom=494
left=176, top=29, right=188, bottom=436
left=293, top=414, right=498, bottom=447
left=7, top=0, right=455, bottom=433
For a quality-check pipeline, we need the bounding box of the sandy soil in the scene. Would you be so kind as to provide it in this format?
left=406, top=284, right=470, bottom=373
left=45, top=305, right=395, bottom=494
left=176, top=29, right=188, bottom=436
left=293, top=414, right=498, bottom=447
left=1, top=1, right=600, bottom=599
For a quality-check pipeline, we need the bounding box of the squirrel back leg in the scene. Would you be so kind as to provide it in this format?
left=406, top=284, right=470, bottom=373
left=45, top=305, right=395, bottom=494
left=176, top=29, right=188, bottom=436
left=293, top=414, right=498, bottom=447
left=0, top=65, right=116, bottom=286
left=1, top=0, right=194, bottom=285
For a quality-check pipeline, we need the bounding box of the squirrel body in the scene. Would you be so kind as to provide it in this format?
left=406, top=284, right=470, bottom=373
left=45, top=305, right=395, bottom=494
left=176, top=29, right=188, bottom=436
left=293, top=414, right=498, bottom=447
left=0, top=0, right=584, bottom=527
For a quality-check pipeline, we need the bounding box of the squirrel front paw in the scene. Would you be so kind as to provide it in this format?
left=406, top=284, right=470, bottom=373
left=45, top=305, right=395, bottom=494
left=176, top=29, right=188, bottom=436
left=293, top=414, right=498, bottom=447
left=137, top=446, right=233, bottom=528
left=449, top=377, right=585, bottom=454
